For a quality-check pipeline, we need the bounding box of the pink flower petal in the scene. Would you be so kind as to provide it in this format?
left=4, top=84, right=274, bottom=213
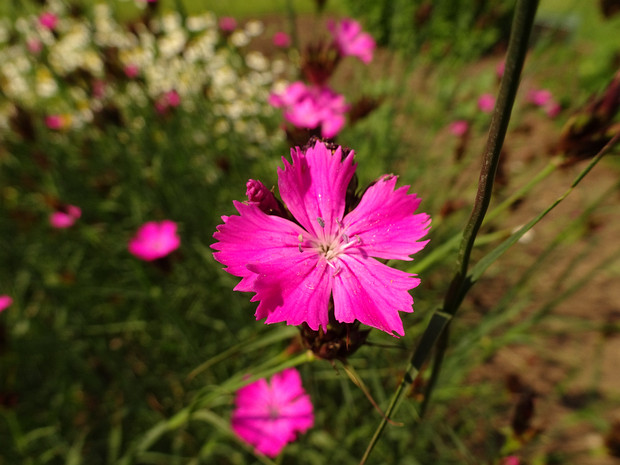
left=277, top=143, right=356, bottom=239
left=328, top=18, right=375, bottom=64
left=449, top=120, right=469, bottom=137
left=213, top=201, right=306, bottom=292
left=39, top=12, right=58, bottom=30
left=478, top=93, right=495, bottom=113
left=333, top=254, right=418, bottom=336
left=50, top=205, right=81, bottom=228
left=232, top=368, right=314, bottom=457
left=219, top=16, right=237, bottom=32
left=0, top=295, right=13, bottom=312
left=273, top=31, right=291, bottom=48
left=128, top=220, right=180, bottom=261
left=344, top=175, right=430, bottom=261
left=249, top=252, right=332, bottom=329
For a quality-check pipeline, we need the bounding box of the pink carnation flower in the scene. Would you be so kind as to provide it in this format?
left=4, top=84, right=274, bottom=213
left=449, top=120, right=469, bottom=137
left=0, top=295, right=13, bottom=313
left=328, top=18, right=375, bottom=64
left=45, top=114, right=64, bottom=130
left=212, top=140, right=430, bottom=336
left=50, top=205, right=81, bottom=228
left=232, top=368, right=314, bottom=457
left=124, top=64, right=140, bottom=79
left=273, top=31, right=291, bottom=48
left=155, top=90, right=181, bottom=114
left=128, top=220, right=180, bottom=261
left=478, top=93, right=496, bottom=113
left=503, top=456, right=520, bottom=465
left=219, top=16, right=237, bottom=33
left=269, top=82, right=349, bottom=138
left=527, top=89, right=553, bottom=107
left=527, top=88, right=561, bottom=118
left=38, top=12, right=58, bottom=30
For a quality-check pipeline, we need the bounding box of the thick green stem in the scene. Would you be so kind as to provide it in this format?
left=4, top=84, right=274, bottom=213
left=452, top=0, right=539, bottom=298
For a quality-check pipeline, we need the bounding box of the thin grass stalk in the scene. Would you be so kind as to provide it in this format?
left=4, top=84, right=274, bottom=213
left=359, top=1, right=539, bottom=462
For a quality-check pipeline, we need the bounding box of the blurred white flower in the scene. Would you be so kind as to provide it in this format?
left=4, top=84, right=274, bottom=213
left=244, top=20, right=264, bottom=37
left=245, top=51, right=269, bottom=72
left=230, top=31, right=249, bottom=47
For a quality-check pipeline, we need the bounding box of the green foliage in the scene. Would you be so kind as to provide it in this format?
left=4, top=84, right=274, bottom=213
left=344, top=0, right=515, bottom=62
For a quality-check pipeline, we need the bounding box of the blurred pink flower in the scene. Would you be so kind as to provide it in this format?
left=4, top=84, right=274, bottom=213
left=328, top=18, right=375, bottom=64
left=0, top=295, right=12, bottom=313
left=27, top=38, right=43, bottom=54
left=124, top=64, right=140, bottom=78
left=219, top=16, right=237, bottom=32
left=527, top=88, right=561, bottom=118
left=478, top=93, right=496, bottom=113
left=273, top=31, right=291, bottom=48
left=269, top=81, right=349, bottom=138
left=166, top=90, right=181, bottom=107
left=129, top=220, right=180, bottom=261
left=155, top=90, right=181, bottom=114
left=45, top=114, right=64, bottom=130
left=449, top=120, right=469, bottom=137
left=38, top=12, right=58, bottom=30
left=50, top=205, right=81, bottom=229
left=503, top=456, right=520, bottom=465
left=231, top=368, right=314, bottom=457
left=527, top=89, right=553, bottom=107
left=212, top=140, right=430, bottom=336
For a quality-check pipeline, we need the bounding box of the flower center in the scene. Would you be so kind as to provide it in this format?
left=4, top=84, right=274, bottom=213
left=267, top=404, right=280, bottom=420
left=306, top=217, right=361, bottom=264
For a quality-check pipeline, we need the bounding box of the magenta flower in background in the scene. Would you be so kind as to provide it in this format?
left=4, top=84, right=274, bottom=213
left=328, top=18, right=376, bottom=64
left=449, top=120, right=469, bottom=137
left=231, top=368, right=314, bottom=457
left=155, top=90, right=181, bottom=114
left=38, top=11, right=58, bottom=30
left=124, top=64, right=140, bottom=79
left=527, top=89, right=553, bottom=107
left=273, top=31, right=291, bottom=48
left=503, top=456, right=520, bottom=465
left=129, top=220, right=180, bottom=261
left=0, top=295, right=13, bottom=313
left=212, top=140, right=430, bottom=336
left=50, top=205, right=81, bottom=228
left=527, top=88, right=561, bottom=118
left=269, top=81, right=349, bottom=138
left=219, top=16, right=237, bottom=33
left=165, top=90, right=181, bottom=107
left=478, top=93, right=496, bottom=113
left=45, top=114, right=64, bottom=130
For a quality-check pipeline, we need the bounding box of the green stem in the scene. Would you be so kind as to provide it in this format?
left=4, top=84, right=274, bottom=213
left=359, top=1, right=539, bottom=462
left=454, top=0, right=539, bottom=285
